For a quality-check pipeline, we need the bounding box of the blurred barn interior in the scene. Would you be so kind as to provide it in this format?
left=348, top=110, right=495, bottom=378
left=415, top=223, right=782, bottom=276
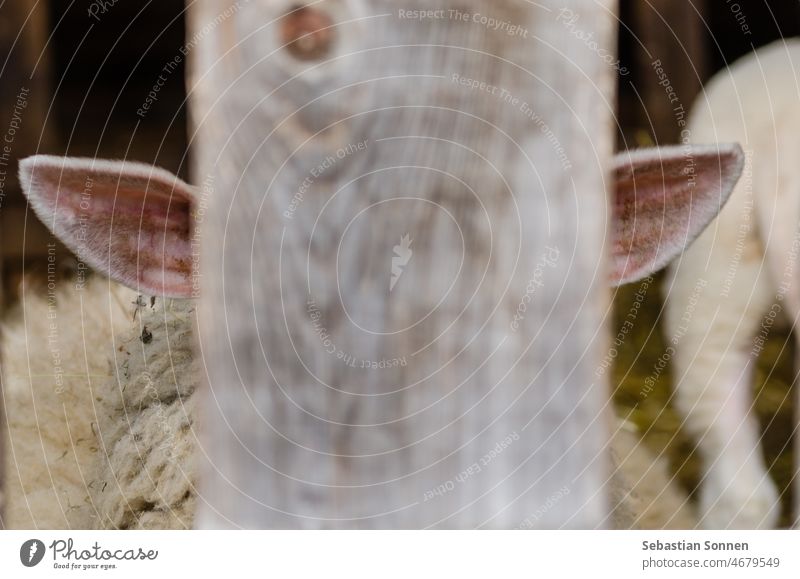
left=615, top=1, right=800, bottom=527
left=0, top=0, right=798, bottom=525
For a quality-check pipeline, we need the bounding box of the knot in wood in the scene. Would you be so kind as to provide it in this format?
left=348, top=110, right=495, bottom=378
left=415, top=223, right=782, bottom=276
left=281, top=6, right=335, bottom=61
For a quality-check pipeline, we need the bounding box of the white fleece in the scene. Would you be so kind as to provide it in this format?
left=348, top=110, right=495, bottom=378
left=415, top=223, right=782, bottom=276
left=664, top=39, right=800, bottom=529
left=2, top=276, right=198, bottom=529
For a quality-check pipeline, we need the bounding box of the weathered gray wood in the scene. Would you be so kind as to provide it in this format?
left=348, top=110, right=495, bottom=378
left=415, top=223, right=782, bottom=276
left=189, top=0, right=617, bottom=528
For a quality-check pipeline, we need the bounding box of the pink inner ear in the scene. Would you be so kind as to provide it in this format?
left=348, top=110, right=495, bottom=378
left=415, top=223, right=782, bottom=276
left=20, top=156, right=196, bottom=298
left=82, top=186, right=192, bottom=296
left=610, top=144, right=744, bottom=286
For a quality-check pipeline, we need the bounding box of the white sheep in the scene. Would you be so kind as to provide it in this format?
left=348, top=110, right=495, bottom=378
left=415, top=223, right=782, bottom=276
left=2, top=276, right=197, bottom=529
left=5, top=142, right=742, bottom=528
left=91, top=291, right=198, bottom=529
left=3, top=276, right=136, bottom=528
left=665, top=39, right=800, bottom=529
left=1, top=275, right=694, bottom=529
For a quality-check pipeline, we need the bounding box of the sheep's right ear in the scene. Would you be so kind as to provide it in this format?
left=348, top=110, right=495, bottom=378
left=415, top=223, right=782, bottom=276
left=19, top=155, right=195, bottom=298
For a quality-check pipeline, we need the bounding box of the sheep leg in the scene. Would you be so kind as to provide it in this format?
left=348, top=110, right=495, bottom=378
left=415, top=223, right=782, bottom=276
left=668, top=229, right=780, bottom=528
left=674, top=292, right=780, bottom=528
left=687, top=337, right=780, bottom=529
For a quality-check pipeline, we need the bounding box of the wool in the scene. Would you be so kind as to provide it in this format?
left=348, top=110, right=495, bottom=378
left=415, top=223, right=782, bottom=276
left=2, top=276, right=137, bottom=528
left=2, top=276, right=198, bottom=529
left=90, top=294, right=198, bottom=529
left=3, top=276, right=691, bottom=529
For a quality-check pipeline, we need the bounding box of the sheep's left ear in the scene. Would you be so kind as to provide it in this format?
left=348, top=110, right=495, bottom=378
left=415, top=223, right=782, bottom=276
left=610, top=144, right=744, bottom=286
left=19, top=155, right=196, bottom=298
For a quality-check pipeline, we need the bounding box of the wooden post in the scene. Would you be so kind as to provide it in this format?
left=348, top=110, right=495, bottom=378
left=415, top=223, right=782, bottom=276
left=189, top=0, right=617, bottom=528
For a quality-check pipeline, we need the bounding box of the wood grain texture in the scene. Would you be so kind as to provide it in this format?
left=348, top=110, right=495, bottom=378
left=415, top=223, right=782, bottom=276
left=189, top=0, right=617, bottom=528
